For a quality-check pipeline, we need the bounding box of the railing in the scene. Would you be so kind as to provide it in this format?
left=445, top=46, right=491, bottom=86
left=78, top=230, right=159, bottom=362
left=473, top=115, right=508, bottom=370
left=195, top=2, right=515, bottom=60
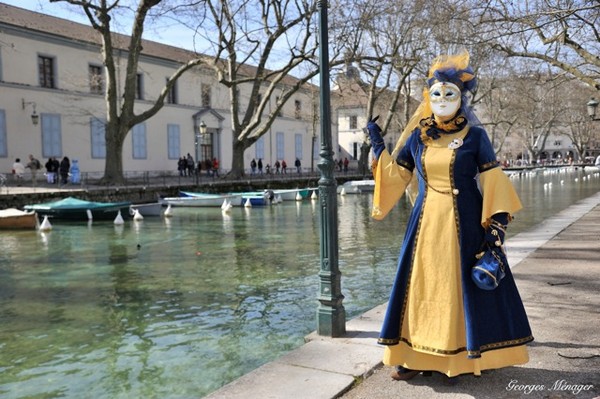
left=0, top=167, right=370, bottom=191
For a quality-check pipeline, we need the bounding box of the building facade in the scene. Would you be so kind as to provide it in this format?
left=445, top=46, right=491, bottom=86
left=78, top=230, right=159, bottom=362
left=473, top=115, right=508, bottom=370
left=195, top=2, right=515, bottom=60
left=0, top=4, right=328, bottom=178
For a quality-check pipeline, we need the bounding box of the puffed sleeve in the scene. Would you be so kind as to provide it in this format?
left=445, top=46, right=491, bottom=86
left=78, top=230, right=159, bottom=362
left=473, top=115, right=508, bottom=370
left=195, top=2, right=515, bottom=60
left=476, top=128, right=522, bottom=225
left=371, top=135, right=414, bottom=220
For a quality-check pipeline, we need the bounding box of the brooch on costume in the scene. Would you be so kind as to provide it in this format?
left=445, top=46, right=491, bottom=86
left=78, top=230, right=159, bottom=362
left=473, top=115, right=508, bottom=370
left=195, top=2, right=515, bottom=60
left=448, top=138, right=464, bottom=149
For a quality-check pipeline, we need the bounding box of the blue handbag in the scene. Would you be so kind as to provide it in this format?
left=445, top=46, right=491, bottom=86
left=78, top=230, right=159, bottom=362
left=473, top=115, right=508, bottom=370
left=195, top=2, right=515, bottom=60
left=471, top=244, right=506, bottom=290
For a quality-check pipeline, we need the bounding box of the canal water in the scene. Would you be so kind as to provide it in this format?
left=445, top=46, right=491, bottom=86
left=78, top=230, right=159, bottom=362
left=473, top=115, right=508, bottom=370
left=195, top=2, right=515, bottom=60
left=1, top=167, right=598, bottom=398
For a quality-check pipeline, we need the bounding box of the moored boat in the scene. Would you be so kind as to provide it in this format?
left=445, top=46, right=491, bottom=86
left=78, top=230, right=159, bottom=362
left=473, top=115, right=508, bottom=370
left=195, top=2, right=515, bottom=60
left=0, top=208, right=38, bottom=229
left=337, top=180, right=375, bottom=194
left=234, top=190, right=279, bottom=206
left=165, top=193, right=243, bottom=207
left=23, top=197, right=132, bottom=221
left=130, top=202, right=163, bottom=216
left=273, top=188, right=311, bottom=201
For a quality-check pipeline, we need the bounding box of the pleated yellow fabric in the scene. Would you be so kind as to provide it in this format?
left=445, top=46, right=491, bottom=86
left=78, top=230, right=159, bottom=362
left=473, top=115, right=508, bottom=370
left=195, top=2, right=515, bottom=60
left=383, top=343, right=529, bottom=377
left=480, top=167, right=523, bottom=226
left=371, top=151, right=412, bottom=220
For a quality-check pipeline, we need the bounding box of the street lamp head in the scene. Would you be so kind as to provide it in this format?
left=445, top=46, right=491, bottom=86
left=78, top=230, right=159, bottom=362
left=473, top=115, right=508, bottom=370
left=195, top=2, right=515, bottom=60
left=31, top=110, right=39, bottom=126
left=587, top=97, right=599, bottom=120
left=22, top=98, right=39, bottom=125
left=199, top=120, right=207, bottom=135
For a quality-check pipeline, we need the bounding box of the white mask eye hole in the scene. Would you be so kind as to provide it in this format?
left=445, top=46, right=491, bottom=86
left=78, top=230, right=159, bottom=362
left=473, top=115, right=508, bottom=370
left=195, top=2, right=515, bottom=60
left=429, top=82, right=461, bottom=104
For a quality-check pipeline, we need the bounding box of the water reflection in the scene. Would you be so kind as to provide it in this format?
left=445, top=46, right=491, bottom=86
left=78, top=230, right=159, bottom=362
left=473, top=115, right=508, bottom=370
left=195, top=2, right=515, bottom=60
left=0, top=167, right=598, bottom=398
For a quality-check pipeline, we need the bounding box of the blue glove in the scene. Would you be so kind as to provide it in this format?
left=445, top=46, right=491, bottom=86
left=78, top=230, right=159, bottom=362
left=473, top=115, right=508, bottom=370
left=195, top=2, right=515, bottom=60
left=484, top=212, right=509, bottom=247
left=366, top=116, right=385, bottom=160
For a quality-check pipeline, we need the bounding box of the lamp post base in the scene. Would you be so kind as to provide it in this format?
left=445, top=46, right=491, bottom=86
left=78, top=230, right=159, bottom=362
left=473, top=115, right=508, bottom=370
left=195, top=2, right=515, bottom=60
left=317, top=304, right=346, bottom=337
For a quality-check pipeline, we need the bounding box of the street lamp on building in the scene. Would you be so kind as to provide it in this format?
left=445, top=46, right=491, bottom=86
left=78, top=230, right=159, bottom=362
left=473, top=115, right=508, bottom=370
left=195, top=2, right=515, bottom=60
left=587, top=97, right=599, bottom=120
left=194, top=121, right=207, bottom=183
left=195, top=120, right=207, bottom=158
left=22, top=98, right=39, bottom=125
left=198, top=120, right=207, bottom=136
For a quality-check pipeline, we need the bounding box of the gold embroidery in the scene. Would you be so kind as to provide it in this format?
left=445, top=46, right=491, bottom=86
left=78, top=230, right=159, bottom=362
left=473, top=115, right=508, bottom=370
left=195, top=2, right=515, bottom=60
left=450, top=149, right=460, bottom=238
left=479, top=160, right=499, bottom=172
left=400, top=337, right=467, bottom=355
left=397, top=159, right=414, bottom=170
left=380, top=335, right=535, bottom=357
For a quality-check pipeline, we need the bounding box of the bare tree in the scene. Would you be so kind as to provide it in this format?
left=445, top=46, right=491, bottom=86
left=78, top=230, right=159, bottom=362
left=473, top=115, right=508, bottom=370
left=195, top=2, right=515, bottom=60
left=49, top=0, right=207, bottom=184
left=558, top=81, right=599, bottom=161
left=509, top=69, right=568, bottom=163
left=564, top=114, right=596, bottom=161
left=185, top=0, right=323, bottom=178
left=330, top=0, right=437, bottom=176
left=471, top=0, right=600, bottom=91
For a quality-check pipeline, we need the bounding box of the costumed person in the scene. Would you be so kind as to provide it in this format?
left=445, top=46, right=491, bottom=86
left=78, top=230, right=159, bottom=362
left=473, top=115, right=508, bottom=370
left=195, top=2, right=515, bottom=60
left=366, top=50, right=533, bottom=385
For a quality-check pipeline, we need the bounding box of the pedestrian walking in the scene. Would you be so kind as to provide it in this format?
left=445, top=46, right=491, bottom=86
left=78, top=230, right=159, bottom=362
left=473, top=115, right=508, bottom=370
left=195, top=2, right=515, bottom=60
left=26, top=154, right=41, bottom=185
left=12, top=158, right=25, bottom=185
left=59, top=156, right=70, bottom=185
left=45, top=157, right=56, bottom=184
left=212, top=158, right=219, bottom=177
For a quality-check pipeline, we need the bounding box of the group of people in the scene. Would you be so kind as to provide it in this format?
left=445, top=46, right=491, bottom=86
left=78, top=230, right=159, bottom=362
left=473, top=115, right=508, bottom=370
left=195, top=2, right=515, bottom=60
left=177, top=154, right=220, bottom=177
left=250, top=158, right=287, bottom=175
left=250, top=158, right=302, bottom=175
left=11, top=154, right=71, bottom=185
left=335, top=157, right=350, bottom=172
left=44, top=156, right=72, bottom=185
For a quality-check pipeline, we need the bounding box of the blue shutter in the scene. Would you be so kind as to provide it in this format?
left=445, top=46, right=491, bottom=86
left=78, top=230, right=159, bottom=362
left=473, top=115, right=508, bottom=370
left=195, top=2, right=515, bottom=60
left=167, top=124, right=180, bottom=159
left=132, top=124, right=147, bottom=159
left=0, top=110, right=6, bottom=157
left=276, top=132, right=284, bottom=160
left=91, top=118, right=106, bottom=158
left=41, top=114, right=62, bottom=158
left=295, top=133, right=303, bottom=160
left=255, top=136, right=265, bottom=159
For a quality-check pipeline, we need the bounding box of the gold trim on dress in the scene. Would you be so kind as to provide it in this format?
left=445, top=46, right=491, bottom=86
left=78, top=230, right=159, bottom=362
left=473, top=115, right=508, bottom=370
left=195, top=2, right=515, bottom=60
left=467, top=335, right=534, bottom=357
left=479, top=160, right=499, bottom=172
left=380, top=335, right=534, bottom=358
left=397, top=159, right=414, bottom=170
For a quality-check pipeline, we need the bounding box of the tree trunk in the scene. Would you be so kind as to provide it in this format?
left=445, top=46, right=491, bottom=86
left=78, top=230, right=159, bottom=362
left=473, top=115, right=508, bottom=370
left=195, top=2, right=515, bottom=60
left=229, top=140, right=247, bottom=178
left=103, top=125, right=126, bottom=184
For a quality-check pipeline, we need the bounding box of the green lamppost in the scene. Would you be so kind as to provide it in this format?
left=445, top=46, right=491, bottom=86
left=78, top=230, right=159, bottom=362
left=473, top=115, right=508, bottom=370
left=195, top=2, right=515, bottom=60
left=316, top=0, right=346, bottom=337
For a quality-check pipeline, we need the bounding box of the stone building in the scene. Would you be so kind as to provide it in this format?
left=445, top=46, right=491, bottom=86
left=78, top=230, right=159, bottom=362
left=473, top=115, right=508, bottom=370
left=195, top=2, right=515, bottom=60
left=0, top=3, right=328, bottom=178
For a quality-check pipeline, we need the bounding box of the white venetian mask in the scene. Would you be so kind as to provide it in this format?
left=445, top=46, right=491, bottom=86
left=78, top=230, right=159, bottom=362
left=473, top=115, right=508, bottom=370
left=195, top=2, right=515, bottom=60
left=429, top=82, right=461, bottom=120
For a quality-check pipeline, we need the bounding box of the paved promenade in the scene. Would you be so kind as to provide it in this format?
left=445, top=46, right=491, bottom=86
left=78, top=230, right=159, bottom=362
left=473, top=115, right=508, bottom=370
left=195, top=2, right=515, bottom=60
left=207, top=191, right=600, bottom=399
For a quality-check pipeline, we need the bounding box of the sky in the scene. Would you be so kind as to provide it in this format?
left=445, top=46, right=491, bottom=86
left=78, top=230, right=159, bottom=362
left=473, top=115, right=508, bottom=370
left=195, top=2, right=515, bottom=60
left=1, top=0, right=200, bottom=51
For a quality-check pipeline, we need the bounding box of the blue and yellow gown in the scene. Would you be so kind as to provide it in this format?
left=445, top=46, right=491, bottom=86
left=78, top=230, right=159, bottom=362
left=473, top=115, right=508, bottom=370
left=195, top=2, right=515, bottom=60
left=372, top=125, right=533, bottom=377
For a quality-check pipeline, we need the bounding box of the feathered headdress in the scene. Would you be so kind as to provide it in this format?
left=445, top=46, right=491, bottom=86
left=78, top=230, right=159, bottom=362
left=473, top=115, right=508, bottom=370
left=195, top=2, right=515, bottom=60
left=390, top=50, right=478, bottom=204
left=392, top=50, right=478, bottom=158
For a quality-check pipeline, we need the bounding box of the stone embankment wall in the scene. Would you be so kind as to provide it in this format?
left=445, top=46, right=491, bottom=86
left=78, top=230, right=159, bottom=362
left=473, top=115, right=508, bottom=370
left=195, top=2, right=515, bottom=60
left=0, top=175, right=360, bottom=209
